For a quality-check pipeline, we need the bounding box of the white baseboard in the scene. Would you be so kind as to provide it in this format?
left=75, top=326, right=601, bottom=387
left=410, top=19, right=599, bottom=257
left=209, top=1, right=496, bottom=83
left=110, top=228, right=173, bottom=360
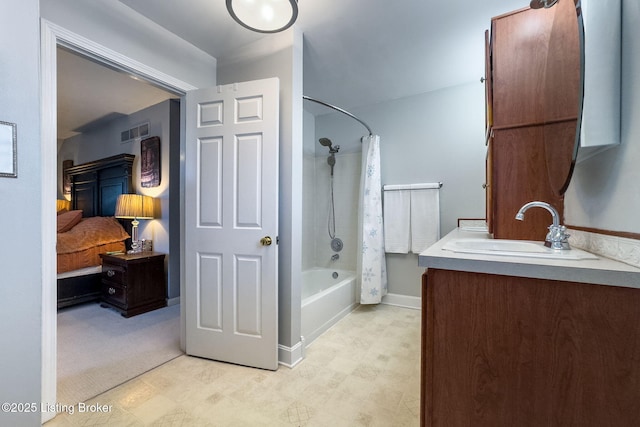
left=278, top=339, right=304, bottom=368
left=167, top=296, right=181, bottom=306
left=381, top=293, right=421, bottom=310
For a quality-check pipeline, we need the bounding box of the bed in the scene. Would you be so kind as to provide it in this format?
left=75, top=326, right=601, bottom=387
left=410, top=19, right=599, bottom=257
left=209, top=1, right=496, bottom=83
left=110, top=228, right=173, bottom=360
left=57, top=154, right=135, bottom=308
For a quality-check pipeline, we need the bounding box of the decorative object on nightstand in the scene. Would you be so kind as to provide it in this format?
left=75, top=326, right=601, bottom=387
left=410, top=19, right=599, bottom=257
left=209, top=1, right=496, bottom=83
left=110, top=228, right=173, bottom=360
left=141, top=239, right=153, bottom=252
left=114, top=193, right=154, bottom=253
left=99, top=252, right=166, bottom=317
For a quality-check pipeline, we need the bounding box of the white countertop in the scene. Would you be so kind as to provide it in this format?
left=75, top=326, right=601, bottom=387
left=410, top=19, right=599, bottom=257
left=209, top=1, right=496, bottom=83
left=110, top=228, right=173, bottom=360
left=419, top=228, right=640, bottom=289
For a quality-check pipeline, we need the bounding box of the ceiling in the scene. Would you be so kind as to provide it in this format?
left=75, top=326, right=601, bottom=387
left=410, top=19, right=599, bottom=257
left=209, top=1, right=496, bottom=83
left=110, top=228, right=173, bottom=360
left=57, top=48, right=177, bottom=140
left=57, top=0, right=528, bottom=140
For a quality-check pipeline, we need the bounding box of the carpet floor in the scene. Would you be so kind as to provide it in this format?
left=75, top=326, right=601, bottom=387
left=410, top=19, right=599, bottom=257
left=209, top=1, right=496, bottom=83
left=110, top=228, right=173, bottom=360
left=57, top=302, right=182, bottom=405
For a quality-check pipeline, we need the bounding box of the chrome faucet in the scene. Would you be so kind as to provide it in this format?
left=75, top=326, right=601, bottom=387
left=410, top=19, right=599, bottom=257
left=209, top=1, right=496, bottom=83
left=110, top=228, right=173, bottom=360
left=515, top=201, right=571, bottom=250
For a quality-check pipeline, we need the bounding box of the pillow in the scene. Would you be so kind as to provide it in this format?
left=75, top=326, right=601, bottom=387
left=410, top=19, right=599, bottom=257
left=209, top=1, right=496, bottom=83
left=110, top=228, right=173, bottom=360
left=57, top=210, right=83, bottom=233
left=57, top=217, right=130, bottom=254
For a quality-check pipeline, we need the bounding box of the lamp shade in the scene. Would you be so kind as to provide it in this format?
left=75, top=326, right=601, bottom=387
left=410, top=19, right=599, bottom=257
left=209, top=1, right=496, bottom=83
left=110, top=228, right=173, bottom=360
left=114, top=194, right=154, bottom=219
left=56, top=199, right=71, bottom=212
left=226, top=0, right=298, bottom=33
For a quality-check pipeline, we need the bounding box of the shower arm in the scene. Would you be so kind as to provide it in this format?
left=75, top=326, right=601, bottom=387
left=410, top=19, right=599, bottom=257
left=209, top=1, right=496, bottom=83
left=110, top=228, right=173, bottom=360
left=303, top=95, right=374, bottom=137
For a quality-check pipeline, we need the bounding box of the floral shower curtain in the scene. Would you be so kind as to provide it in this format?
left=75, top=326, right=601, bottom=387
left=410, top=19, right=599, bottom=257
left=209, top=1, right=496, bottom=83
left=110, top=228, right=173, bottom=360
left=357, top=134, right=388, bottom=304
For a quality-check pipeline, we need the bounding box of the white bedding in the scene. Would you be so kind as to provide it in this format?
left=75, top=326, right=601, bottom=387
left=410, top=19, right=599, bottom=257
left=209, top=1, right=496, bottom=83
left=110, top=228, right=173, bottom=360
left=57, top=265, right=102, bottom=280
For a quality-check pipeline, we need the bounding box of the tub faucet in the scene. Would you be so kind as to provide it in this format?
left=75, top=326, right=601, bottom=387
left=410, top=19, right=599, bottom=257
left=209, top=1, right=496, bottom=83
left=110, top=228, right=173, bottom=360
left=515, top=201, right=571, bottom=250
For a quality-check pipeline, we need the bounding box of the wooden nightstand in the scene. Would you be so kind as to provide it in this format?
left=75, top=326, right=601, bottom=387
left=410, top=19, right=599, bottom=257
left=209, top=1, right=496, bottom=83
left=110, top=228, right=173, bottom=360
left=99, top=252, right=166, bottom=317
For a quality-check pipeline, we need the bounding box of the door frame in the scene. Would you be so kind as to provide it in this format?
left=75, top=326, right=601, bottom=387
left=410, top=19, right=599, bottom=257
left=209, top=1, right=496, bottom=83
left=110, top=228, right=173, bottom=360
left=40, top=19, right=196, bottom=423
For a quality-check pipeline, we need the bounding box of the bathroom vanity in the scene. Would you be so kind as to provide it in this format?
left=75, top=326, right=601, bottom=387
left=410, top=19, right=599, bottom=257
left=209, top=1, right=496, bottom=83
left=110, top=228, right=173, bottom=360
left=418, top=229, right=640, bottom=426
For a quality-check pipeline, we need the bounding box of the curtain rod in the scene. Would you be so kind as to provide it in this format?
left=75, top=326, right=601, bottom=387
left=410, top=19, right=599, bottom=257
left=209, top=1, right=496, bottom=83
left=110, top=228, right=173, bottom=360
left=303, top=95, right=373, bottom=136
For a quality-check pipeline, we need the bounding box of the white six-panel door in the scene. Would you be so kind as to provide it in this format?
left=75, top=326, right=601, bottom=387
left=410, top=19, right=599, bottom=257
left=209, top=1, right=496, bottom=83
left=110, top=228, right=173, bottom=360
left=185, top=78, right=279, bottom=370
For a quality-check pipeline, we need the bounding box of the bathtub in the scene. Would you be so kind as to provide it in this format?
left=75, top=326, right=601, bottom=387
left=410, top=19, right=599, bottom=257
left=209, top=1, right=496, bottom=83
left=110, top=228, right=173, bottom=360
left=301, top=268, right=358, bottom=347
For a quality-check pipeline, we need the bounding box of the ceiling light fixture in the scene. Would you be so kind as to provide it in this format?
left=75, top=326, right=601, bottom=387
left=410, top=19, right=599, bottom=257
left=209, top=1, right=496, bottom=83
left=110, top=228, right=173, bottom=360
left=226, top=0, right=298, bottom=33
left=529, top=0, right=559, bottom=9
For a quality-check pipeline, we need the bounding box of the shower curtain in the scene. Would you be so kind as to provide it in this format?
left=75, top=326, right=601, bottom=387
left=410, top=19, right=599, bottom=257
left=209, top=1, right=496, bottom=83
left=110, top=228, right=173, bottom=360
left=357, top=134, right=388, bottom=304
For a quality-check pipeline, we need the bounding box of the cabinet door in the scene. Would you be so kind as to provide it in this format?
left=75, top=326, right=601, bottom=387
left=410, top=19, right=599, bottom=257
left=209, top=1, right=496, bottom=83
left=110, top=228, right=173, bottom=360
left=423, top=269, right=640, bottom=426
left=492, top=5, right=579, bottom=129
left=491, top=127, right=563, bottom=241
left=492, top=7, right=555, bottom=128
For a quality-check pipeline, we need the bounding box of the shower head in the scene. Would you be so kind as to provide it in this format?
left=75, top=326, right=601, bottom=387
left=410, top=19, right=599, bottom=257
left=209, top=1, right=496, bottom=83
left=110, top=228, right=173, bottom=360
left=319, top=137, right=332, bottom=147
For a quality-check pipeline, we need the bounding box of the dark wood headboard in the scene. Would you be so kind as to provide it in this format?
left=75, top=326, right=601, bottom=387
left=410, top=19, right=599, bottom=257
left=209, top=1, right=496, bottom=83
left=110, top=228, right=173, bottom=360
left=66, top=154, right=135, bottom=217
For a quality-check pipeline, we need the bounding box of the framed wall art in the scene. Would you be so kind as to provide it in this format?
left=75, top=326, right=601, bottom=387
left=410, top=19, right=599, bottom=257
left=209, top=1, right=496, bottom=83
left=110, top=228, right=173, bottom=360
left=0, top=121, right=17, bottom=178
left=62, top=159, right=73, bottom=195
left=140, top=136, right=160, bottom=188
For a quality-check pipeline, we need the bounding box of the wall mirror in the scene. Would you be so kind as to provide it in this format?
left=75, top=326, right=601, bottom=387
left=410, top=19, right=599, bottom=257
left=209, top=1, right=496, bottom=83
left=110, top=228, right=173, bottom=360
left=0, top=121, right=17, bottom=178
left=539, top=0, right=621, bottom=196
left=540, top=0, right=582, bottom=196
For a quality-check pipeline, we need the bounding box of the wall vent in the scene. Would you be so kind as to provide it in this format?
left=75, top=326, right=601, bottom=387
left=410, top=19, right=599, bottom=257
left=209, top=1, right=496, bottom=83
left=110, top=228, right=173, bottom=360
left=121, top=122, right=149, bottom=143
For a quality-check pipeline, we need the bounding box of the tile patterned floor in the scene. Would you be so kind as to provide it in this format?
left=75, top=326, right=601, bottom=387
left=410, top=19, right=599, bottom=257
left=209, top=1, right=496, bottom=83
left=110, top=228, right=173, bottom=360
left=46, top=304, right=421, bottom=426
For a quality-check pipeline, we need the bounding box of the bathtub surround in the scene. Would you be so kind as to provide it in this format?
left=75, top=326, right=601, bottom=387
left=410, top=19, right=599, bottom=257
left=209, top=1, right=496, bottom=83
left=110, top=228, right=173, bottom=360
left=358, top=135, right=388, bottom=304
left=302, top=137, right=362, bottom=272
left=301, top=119, right=364, bottom=348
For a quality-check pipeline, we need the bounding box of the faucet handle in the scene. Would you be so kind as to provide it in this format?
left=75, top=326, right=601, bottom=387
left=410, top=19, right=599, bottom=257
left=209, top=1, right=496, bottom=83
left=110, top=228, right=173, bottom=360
left=545, top=225, right=571, bottom=250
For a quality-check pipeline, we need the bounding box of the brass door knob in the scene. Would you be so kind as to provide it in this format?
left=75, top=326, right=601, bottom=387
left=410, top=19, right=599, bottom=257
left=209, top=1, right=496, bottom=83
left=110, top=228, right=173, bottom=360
left=260, top=236, right=273, bottom=246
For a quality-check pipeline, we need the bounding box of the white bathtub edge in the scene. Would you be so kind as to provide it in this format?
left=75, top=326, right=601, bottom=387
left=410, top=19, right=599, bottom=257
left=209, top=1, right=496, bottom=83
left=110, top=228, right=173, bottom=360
left=381, top=293, right=422, bottom=310
left=304, top=301, right=358, bottom=349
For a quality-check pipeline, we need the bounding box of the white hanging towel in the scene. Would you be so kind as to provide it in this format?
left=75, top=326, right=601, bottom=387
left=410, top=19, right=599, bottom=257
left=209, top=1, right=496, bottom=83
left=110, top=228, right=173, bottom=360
left=410, top=184, right=440, bottom=253
left=382, top=187, right=411, bottom=254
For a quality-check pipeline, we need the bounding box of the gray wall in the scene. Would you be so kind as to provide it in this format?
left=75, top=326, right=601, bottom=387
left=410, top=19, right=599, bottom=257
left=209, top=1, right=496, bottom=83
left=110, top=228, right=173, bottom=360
left=315, top=81, right=486, bottom=297
left=564, top=0, right=640, bottom=234
left=0, top=2, right=42, bottom=425
left=41, top=0, right=217, bottom=90
left=58, top=100, right=180, bottom=299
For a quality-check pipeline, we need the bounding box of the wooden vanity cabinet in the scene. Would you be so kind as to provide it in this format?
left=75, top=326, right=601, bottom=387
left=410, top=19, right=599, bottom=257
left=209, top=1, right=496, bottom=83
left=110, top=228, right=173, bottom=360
left=485, top=4, right=578, bottom=240
left=420, top=268, right=640, bottom=426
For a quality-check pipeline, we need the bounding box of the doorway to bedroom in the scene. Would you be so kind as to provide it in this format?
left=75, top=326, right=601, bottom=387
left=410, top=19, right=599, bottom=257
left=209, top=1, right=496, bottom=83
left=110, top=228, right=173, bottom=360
left=54, top=46, right=183, bottom=405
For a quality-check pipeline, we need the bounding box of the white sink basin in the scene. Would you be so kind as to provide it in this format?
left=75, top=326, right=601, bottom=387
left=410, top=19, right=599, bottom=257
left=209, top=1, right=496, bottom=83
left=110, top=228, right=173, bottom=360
left=442, top=238, right=598, bottom=260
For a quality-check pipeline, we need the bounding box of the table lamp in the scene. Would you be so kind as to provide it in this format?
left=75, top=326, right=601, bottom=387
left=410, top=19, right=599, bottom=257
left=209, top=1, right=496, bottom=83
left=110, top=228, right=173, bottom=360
left=115, top=194, right=154, bottom=253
